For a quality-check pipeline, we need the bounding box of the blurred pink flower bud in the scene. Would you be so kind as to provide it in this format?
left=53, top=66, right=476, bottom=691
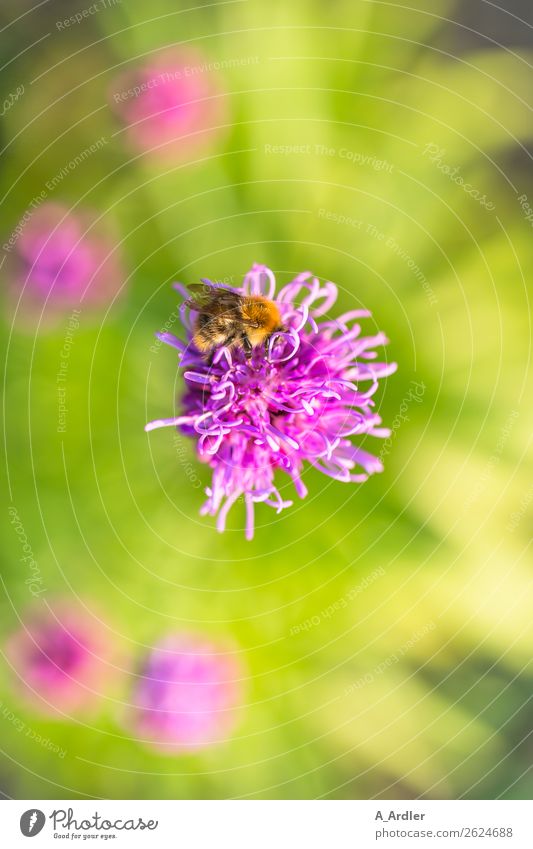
left=5, top=601, right=117, bottom=717
left=128, top=633, right=244, bottom=752
left=109, top=50, right=227, bottom=158
left=6, top=202, right=124, bottom=318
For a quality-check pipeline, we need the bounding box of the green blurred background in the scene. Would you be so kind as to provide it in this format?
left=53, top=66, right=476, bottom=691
left=1, top=0, right=532, bottom=799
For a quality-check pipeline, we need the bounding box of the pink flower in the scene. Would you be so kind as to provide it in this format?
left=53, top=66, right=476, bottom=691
left=110, top=49, right=227, bottom=158
left=146, top=264, right=397, bottom=539
left=128, top=634, right=244, bottom=752
left=8, top=202, right=124, bottom=315
left=5, top=601, right=116, bottom=717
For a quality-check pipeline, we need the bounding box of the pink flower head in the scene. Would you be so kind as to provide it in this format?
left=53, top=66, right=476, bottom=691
left=110, top=49, right=227, bottom=158
left=5, top=601, right=115, bottom=717
left=129, top=634, right=243, bottom=752
left=9, top=202, right=123, bottom=314
left=146, top=265, right=397, bottom=539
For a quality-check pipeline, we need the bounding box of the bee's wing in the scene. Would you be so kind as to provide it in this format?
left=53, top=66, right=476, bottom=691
left=183, top=284, right=243, bottom=315
left=186, top=283, right=214, bottom=299
left=182, top=283, right=213, bottom=310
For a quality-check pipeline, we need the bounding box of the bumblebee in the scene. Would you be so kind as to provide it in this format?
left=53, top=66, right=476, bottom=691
left=184, top=283, right=284, bottom=359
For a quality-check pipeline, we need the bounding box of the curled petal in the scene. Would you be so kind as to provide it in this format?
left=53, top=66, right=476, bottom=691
left=276, top=271, right=315, bottom=303
left=156, top=332, right=185, bottom=351
left=184, top=371, right=211, bottom=385
left=242, top=263, right=276, bottom=299
left=216, top=491, right=242, bottom=534
left=213, top=347, right=232, bottom=367
left=244, top=494, right=254, bottom=540
left=306, top=281, right=338, bottom=317
left=145, top=415, right=195, bottom=432
left=292, top=303, right=309, bottom=332
left=336, top=309, right=372, bottom=323
left=266, top=424, right=300, bottom=451
left=267, top=328, right=300, bottom=362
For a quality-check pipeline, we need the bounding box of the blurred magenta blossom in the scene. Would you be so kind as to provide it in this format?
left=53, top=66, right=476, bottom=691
left=6, top=601, right=116, bottom=717
left=110, top=49, right=227, bottom=158
left=9, top=202, right=124, bottom=314
left=129, top=634, right=243, bottom=752
left=146, top=264, right=397, bottom=539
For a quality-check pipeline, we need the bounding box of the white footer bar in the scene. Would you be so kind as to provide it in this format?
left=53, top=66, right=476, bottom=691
left=1, top=799, right=531, bottom=848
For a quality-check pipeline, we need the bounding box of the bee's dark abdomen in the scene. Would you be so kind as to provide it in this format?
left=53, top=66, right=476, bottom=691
left=194, top=311, right=238, bottom=352
left=197, top=311, right=211, bottom=330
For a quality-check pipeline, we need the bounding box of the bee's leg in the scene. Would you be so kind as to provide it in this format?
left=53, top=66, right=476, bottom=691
left=241, top=335, right=253, bottom=360
left=265, top=326, right=282, bottom=357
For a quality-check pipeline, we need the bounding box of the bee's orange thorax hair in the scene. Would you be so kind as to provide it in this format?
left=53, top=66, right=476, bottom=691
left=241, top=296, right=281, bottom=334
